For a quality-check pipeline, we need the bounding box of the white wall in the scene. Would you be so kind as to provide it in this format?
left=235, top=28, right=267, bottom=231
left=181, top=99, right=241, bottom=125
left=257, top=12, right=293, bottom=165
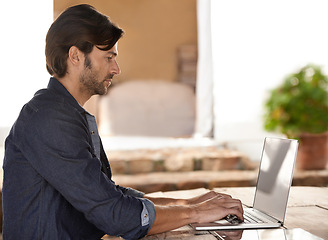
left=210, top=0, right=328, bottom=161
left=0, top=0, right=53, bottom=146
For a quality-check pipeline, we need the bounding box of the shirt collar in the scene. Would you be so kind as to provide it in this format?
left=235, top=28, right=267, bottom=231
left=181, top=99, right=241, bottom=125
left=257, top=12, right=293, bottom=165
left=47, top=77, right=88, bottom=115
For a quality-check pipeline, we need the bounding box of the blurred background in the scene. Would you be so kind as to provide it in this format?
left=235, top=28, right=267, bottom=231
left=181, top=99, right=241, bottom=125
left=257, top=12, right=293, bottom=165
left=1, top=0, right=328, bottom=165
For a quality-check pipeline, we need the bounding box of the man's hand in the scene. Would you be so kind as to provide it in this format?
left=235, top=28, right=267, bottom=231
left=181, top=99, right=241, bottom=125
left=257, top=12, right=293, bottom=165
left=147, top=192, right=244, bottom=235
left=193, top=194, right=244, bottom=224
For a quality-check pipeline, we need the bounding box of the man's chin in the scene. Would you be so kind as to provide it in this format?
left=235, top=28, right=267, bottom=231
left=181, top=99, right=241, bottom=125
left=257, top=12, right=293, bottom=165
left=100, top=87, right=110, bottom=96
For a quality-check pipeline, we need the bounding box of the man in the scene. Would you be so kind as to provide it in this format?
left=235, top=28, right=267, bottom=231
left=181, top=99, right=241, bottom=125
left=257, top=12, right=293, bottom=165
left=2, top=4, right=243, bottom=239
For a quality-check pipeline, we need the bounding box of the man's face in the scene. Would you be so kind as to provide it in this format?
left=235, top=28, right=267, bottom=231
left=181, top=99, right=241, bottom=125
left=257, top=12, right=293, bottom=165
left=79, top=43, right=120, bottom=96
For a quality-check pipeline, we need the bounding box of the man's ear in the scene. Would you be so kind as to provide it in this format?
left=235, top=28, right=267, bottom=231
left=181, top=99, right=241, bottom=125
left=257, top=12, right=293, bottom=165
left=68, top=46, right=83, bottom=66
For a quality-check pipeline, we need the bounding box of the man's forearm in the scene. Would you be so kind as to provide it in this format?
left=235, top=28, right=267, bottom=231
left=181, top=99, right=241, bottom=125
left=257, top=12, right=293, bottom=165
left=145, top=190, right=231, bottom=206
left=144, top=196, right=187, bottom=206
left=147, top=205, right=195, bottom=235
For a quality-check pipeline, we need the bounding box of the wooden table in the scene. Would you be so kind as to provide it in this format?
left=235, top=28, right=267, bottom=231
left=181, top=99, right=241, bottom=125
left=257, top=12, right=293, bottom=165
left=141, top=186, right=328, bottom=240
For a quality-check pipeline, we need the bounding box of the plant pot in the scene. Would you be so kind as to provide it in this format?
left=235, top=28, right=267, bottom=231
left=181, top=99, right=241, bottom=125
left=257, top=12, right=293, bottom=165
left=296, top=132, right=328, bottom=170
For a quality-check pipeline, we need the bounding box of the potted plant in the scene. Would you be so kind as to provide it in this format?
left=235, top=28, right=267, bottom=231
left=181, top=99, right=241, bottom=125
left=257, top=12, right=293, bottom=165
left=264, top=64, right=328, bottom=170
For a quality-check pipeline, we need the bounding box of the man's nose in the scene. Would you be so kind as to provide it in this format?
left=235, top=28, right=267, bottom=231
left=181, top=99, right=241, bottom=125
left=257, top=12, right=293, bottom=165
left=112, top=60, right=120, bottom=75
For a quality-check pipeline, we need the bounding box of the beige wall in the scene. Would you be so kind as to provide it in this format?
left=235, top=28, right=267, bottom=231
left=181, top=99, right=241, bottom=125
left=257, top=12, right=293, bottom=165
left=54, top=0, right=197, bottom=83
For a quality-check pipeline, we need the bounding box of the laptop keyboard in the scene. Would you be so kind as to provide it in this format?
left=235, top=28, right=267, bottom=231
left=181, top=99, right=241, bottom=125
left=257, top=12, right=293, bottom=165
left=243, top=211, right=267, bottom=223
left=224, top=211, right=272, bottom=224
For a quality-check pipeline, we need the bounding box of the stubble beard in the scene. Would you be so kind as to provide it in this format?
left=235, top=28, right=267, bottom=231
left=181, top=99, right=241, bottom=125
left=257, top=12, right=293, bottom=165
left=79, top=54, right=112, bottom=96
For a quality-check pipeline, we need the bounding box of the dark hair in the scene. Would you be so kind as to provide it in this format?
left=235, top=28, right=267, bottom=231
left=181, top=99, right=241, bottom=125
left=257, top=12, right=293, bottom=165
left=45, top=4, right=124, bottom=78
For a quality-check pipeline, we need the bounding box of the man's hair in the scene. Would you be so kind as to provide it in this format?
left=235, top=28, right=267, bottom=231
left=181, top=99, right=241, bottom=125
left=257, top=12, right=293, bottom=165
left=45, top=4, right=124, bottom=78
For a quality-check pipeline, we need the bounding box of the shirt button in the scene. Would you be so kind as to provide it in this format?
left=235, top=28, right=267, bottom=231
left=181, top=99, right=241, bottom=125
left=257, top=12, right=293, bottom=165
left=91, top=131, right=95, bottom=135
left=144, top=213, right=148, bottom=218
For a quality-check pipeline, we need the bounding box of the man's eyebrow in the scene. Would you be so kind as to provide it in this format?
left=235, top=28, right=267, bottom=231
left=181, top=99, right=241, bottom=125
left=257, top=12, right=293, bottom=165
left=107, top=51, right=118, bottom=56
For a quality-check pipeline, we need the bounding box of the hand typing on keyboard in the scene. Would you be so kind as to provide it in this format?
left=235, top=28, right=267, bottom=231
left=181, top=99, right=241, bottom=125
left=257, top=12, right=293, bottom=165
left=224, top=214, right=243, bottom=224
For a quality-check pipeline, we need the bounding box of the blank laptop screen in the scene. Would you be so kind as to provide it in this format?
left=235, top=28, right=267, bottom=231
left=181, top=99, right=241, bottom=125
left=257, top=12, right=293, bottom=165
left=253, top=138, right=298, bottom=222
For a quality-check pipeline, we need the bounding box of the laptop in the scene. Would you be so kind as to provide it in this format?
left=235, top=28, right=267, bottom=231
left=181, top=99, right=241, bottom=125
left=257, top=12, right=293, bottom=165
left=191, top=137, right=299, bottom=230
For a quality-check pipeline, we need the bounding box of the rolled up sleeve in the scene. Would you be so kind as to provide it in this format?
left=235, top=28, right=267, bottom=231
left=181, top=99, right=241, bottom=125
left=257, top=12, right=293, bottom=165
left=140, top=198, right=156, bottom=229
left=120, top=198, right=156, bottom=240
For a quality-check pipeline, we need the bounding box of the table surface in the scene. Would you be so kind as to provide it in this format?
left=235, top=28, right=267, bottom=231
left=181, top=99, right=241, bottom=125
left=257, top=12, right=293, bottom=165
left=141, top=186, right=328, bottom=240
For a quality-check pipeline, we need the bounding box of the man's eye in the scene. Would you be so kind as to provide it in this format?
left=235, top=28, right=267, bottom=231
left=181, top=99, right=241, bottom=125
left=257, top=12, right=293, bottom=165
left=106, top=55, right=114, bottom=61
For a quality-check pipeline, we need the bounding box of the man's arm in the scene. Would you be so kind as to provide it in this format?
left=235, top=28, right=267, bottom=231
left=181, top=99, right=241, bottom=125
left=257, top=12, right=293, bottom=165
left=146, top=193, right=244, bottom=235
left=145, top=190, right=232, bottom=206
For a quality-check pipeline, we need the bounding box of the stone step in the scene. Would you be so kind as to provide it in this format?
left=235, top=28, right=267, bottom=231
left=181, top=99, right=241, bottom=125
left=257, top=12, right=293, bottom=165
left=106, top=146, right=257, bottom=175
left=112, top=169, right=328, bottom=194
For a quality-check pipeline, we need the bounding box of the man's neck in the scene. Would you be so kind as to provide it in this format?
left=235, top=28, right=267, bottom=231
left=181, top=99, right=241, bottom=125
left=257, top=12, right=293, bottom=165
left=56, top=75, right=91, bottom=106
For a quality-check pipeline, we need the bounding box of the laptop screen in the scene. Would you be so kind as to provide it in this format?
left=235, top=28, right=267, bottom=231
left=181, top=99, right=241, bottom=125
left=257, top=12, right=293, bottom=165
left=253, top=137, right=298, bottom=222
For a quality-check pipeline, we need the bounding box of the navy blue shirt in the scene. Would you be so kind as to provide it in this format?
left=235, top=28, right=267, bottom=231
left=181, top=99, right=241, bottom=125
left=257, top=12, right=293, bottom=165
left=2, top=78, right=156, bottom=240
